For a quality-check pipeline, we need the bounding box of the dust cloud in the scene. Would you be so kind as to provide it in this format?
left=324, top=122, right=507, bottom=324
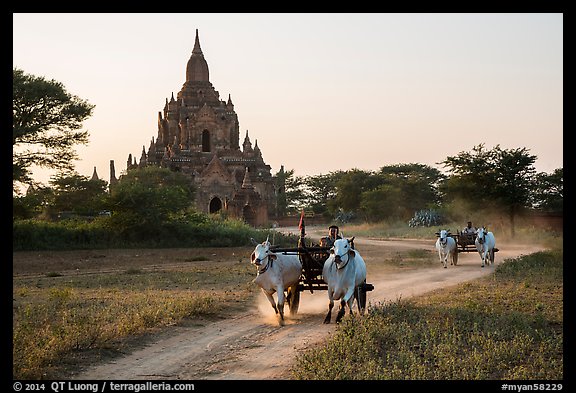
left=254, top=289, right=330, bottom=326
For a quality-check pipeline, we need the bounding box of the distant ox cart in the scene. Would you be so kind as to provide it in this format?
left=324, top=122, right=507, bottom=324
left=434, top=228, right=499, bottom=267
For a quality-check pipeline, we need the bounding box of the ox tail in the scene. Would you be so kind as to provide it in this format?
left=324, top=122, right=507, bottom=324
left=355, top=280, right=367, bottom=315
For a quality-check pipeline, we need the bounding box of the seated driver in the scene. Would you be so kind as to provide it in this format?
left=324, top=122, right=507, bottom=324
left=320, top=225, right=342, bottom=248
left=462, top=221, right=477, bottom=235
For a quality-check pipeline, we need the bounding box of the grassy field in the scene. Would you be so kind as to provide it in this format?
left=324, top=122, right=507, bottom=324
left=12, top=247, right=258, bottom=379
left=12, top=224, right=563, bottom=380
left=291, top=247, right=563, bottom=380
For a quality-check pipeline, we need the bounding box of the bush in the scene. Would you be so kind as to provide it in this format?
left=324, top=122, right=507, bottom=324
left=13, top=213, right=298, bottom=251
left=408, top=209, right=445, bottom=227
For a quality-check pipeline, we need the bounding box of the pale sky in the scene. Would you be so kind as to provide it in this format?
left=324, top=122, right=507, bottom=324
left=13, top=13, right=563, bottom=186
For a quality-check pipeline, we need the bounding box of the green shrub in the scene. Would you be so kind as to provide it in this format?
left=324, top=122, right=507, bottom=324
left=13, top=214, right=298, bottom=251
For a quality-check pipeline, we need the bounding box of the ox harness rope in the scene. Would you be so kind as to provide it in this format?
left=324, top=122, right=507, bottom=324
left=256, top=255, right=273, bottom=275
left=334, top=252, right=351, bottom=270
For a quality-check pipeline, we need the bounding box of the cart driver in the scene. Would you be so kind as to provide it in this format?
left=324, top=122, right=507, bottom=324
left=462, top=221, right=477, bottom=235
left=320, top=225, right=342, bottom=248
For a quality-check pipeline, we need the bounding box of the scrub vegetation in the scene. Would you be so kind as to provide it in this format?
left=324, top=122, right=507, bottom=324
left=12, top=251, right=257, bottom=380
left=291, top=247, right=563, bottom=380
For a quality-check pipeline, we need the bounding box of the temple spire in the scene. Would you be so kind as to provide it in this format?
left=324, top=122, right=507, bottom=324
left=242, top=130, right=253, bottom=153
left=110, top=160, right=118, bottom=187
left=91, top=166, right=99, bottom=181
left=186, top=29, right=209, bottom=82
left=192, top=29, right=202, bottom=54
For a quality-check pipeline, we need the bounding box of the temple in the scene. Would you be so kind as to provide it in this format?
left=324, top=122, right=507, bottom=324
left=110, top=29, right=280, bottom=226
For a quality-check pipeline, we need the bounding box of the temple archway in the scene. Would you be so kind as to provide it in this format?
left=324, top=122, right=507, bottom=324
left=209, top=197, right=222, bottom=213
left=242, top=204, right=256, bottom=226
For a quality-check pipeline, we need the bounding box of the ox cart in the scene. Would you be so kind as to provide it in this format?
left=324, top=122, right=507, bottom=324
left=435, top=229, right=499, bottom=266
left=454, top=232, right=478, bottom=253
left=454, top=231, right=499, bottom=254
left=269, top=224, right=374, bottom=316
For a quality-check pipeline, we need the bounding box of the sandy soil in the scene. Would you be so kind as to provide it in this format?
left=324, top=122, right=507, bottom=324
left=45, top=225, right=543, bottom=381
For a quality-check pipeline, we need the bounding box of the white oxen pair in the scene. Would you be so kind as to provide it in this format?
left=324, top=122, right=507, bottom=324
left=435, top=229, right=458, bottom=268
left=475, top=227, right=496, bottom=267
left=250, top=238, right=302, bottom=326
left=322, top=237, right=367, bottom=324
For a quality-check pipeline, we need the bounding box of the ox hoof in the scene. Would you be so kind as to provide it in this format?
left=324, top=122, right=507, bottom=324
left=444, top=266, right=447, bottom=269
left=323, top=318, right=331, bottom=324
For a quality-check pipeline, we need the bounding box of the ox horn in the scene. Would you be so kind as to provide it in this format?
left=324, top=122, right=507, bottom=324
left=250, top=238, right=259, bottom=246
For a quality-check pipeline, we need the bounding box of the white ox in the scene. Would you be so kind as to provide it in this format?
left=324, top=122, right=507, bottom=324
left=435, top=229, right=458, bottom=268
left=322, top=237, right=367, bottom=324
left=475, top=227, right=496, bottom=267
left=250, top=238, right=302, bottom=326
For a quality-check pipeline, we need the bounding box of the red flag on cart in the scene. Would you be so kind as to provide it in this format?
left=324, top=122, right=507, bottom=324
left=298, top=209, right=305, bottom=237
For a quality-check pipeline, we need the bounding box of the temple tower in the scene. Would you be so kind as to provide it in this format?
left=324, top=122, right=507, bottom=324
left=122, top=29, right=279, bottom=226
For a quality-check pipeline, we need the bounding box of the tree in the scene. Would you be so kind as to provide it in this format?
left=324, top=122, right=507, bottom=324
left=105, top=166, right=195, bottom=236
left=12, top=185, right=54, bottom=220
left=275, top=168, right=308, bottom=215
left=48, top=171, right=108, bottom=217
left=492, top=146, right=537, bottom=232
left=13, top=68, right=95, bottom=192
left=531, top=168, right=563, bottom=212
left=440, top=144, right=499, bottom=203
left=378, top=163, right=445, bottom=215
left=360, top=184, right=403, bottom=222
left=332, top=169, right=381, bottom=215
left=303, top=171, right=344, bottom=217
left=440, top=144, right=538, bottom=237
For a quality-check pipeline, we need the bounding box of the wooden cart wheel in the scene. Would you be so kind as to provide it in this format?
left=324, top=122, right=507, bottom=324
left=287, top=285, right=300, bottom=316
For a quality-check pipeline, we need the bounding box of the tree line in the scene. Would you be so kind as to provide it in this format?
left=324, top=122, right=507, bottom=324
left=278, top=150, right=561, bottom=224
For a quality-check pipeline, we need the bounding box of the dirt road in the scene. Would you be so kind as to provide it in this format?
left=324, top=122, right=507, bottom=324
left=75, top=231, right=544, bottom=380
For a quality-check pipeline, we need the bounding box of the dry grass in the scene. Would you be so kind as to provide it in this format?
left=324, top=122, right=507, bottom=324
left=12, top=247, right=257, bottom=379
left=12, top=242, right=439, bottom=379
left=292, top=248, right=563, bottom=380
